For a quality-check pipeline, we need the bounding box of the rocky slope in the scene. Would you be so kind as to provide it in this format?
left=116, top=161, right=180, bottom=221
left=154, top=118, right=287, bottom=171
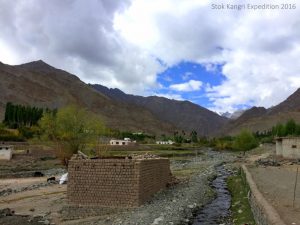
left=221, top=89, right=300, bottom=135
left=91, top=84, right=228, bottom=136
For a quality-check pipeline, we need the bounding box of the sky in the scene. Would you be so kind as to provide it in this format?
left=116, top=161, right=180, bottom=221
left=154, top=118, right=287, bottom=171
left=0, top=0, right=300, bottom=113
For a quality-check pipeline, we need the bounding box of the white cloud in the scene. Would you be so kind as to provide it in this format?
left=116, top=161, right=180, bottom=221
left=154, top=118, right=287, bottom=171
left=170, top=80, right=203, bottom=92
left=116, top=0, right=300, bottom=112
left=0, top=0, right=300, bottom=112
left=154, top=93, right=184, bottom=101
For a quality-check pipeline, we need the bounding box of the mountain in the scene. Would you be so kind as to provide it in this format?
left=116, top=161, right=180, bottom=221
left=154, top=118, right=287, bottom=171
left=0, top=60, right=176, bottom=135
left=221, top=89, right=300, bottom=135
left=91, top=84, right=228, bottom=136
left=221, top=109, right=245, bottom=120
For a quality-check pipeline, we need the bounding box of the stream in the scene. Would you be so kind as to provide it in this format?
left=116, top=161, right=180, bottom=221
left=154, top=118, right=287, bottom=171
left=192, top=165, right=232, bottom=225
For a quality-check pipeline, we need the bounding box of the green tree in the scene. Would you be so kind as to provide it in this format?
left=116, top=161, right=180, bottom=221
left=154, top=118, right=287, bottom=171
left=39, top=105, right=105, bottom=165
left=285, top=119, right=296, bottom=135
left=190, top=130, right=198, bottom=143
left=233, top=130, right=258, bottom=152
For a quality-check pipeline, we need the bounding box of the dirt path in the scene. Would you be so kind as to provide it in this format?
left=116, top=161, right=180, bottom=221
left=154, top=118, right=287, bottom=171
left=248, top=165, right=300, bottom=225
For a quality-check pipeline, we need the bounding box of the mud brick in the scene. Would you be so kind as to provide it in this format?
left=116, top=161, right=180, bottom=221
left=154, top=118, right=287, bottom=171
left=67, top=158, right=171, bottom=207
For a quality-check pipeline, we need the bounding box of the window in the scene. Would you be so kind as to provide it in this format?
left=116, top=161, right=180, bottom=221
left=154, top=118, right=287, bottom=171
left=116, top=142, right=119, bottom=145
left=292, top=145, right=297, bottom=148
left=122, top=142, right=125, bottom=145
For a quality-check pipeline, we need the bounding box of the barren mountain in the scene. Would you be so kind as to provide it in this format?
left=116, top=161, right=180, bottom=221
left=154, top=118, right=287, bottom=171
left=91, top=84, right=228, bottom=136
left=0, top=60, right=176, bottom=135
left=221, top=89, right=300, bottom=135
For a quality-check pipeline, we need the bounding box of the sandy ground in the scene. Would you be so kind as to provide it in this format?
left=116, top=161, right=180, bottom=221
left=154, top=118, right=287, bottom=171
left=248, top=165, right=300, bottom=225
left=0, top=177, right=47, bottom=191
left=0, top=177, right=67, bottom=224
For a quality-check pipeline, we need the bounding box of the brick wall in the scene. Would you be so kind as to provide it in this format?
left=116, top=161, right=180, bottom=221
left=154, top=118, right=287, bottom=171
left=67, top=158, right=171, bottom=207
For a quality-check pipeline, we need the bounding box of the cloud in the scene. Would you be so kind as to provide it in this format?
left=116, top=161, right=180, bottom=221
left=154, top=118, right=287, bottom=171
left=0, top=0, right=164, bottom=95
left=170, top=80, right=203, bottom=92
left=0, top=0, right=300, bottom=112
left=154, top=93, right=184, bottom=101
left=116, top=0, right=300, bottom=112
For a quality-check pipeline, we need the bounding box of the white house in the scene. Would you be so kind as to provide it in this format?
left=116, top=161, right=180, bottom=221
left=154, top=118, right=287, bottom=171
left=156, top=140, right=174, bottom=145
left=276, top=137, right=300, bottom=159
left=0, top=145, right=13, bottom=160
left=110, top=138, right=136, bottom=146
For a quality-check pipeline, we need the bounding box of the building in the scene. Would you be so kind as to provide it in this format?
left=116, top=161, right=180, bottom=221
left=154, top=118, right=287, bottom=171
left=156, top=140, right=174, bottom=145
left=276, top=137, right=300, bottom=159
left=68, top=156, right=171, bottom=207
left=110, top=138, right=136, bottom=146
left=0, top=145, right=13, bottom=160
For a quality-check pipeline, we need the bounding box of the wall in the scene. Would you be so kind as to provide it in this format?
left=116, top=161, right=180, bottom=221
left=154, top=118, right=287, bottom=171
left=275, top=140, right=283, bottom=156
left=242, top=165, right=286, bottom=225
left=67, top=158, right=171, bottom=207
left=282, top=138, right=300, bottom=158
left=0, top=147, right=12, bottom=160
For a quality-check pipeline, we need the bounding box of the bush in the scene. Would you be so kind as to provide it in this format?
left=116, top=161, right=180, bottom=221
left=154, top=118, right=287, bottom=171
left=233, top=130, right=258, bottom=152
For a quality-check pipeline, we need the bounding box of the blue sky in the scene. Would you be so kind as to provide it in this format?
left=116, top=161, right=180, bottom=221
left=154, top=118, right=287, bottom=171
left=156, top=61, right=226, bottom=109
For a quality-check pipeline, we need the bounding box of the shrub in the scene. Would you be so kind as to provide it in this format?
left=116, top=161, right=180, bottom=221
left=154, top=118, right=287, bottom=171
left=233, top=130, right=258, bottom=152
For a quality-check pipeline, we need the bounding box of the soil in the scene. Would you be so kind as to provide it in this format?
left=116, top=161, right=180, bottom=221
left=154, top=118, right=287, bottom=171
left=248, top=165, right=300, bottom=225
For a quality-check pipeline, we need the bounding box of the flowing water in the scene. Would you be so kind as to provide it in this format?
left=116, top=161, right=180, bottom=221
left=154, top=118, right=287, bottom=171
left=192, top=165, right=232, bottom=225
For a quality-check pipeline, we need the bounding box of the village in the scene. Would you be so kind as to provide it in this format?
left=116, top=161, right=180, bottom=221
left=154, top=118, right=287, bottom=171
left=0, top=131, right=300, bottom=225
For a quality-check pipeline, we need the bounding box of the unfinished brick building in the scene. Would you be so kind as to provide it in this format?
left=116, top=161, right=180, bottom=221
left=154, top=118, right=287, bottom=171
left=67, top=156, right=171, bottom=207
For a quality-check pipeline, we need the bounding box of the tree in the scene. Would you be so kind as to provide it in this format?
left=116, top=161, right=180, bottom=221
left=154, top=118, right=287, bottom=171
left=233, top=129, right=258, bottom=152
left=285, top=119, right=296, bottom=135
left=39, top=105, right=105, bottom=165
left=190, top=130, right=198, bottom=143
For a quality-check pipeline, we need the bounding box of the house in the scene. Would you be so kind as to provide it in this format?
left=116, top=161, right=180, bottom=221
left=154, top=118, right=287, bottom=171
left=110, top=138, right=136, bottom=146
left=0, top=145, right=13, bottom=160
left=276, top=137, right=300, bottom=159
left=156, top=140, right=174, bottom=145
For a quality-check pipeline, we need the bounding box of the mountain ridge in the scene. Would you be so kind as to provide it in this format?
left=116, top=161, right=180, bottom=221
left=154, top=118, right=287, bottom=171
left=91, top=84, right=228, bottom=136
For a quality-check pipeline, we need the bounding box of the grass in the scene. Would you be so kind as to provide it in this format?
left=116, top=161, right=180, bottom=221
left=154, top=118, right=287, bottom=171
left=227, top=170, right=256, bottom=225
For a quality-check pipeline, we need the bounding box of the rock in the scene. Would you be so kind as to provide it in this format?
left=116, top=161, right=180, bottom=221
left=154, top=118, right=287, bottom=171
left=152, top=216, right=164, bottom=225
left=0, top=208, right=14, bottom=217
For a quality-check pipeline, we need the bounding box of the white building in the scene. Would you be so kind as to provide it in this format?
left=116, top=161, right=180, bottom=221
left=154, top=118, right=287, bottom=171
left=156, top=140, right=174, bottom=145
left=110, top=138, right=136, bottom=146
left=0, top=145, right=13, bottom=160
left=276, top=137, right=300, bottom=159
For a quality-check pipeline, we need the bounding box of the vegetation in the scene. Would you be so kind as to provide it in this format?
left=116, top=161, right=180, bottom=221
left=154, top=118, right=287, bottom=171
left=227, top=169, right=256, bottom=225
left=39, top=105, right=105, bottom=165
left=272, top=119, right=300, bottom=137
left=233, top=130, right=259, bottom=152
left=0, top=126, right=24, bottom=141
left=3, top=102, right=50, bottom=128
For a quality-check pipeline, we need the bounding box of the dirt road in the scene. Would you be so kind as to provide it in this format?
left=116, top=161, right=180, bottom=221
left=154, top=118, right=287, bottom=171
left=248, top=165, right=300, bottom=225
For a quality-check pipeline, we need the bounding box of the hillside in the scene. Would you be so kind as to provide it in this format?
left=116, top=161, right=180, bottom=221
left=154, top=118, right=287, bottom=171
left=221, top=89, right=300, bottom=135
left=0, top=60, right=176, bottom=135
left=91, top=84, right=228, bottom=136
